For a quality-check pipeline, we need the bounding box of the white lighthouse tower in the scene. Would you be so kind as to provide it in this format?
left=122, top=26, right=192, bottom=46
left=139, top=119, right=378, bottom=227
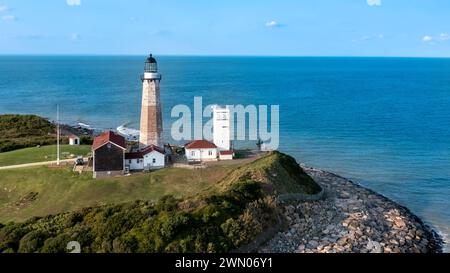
left=139, top=54, right=163, bottom=148
left=212, top=105, right=231, bottom=151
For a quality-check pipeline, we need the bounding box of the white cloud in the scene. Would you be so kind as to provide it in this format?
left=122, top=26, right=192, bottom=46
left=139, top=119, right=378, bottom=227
left=423, top=33, right=449, bottom=43
left=367, top=0, right=382, bottom=6
left=71, top=33, right=80, bottom=40
left=422, top=36, right=433, bottom=42
left=66, top=0, right=81, bottom=6
left=422, top=36, right=432, bottom=42
left=265, top=20, right=285, bottom=28
left=2, top=15, right=16, bottom=21
left=265, top=21, right=278, bottom=27
left=439, top=33, right=450, bottom=41
left=360, top=35, right=371, bottom=41
left=352, top=34, right=384, bottom=42
left=0, top=5, right=9, bottom=12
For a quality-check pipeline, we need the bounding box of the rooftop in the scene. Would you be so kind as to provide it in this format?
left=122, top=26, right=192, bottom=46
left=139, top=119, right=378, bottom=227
left=125, top=145, right=164, bottom=159
left=185, top=140, right=217, bottom=149
left=92, top=131, right=126, bottom=150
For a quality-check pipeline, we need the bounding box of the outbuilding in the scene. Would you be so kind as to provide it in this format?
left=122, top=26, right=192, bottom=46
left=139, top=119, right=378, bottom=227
left=219, top=150, right=234, bottom=160
left=68, top=134, right=80, bottom=145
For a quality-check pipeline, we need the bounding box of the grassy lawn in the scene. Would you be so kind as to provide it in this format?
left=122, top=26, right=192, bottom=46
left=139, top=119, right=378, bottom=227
left=0, top=163, right=240, bottom=223
left=0, top=145, right=91, bottom=167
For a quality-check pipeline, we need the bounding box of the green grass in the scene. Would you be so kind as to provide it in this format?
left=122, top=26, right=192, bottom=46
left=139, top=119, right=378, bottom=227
left=0, top=163, right=239, bottom=223
left=0, top=145, right=91, bottom=167
left=0, top=152, right=320, bottom=224
left=0, top=152, right=322, bottom=253
left=211, top=151, right=321, bottom=195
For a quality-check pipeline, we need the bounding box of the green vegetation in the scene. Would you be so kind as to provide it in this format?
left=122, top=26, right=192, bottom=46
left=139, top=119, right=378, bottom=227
left=0, top=163, right=241, bottom=223
left=0, top=145, right=91, bottom=167
left=213, top=151, right=321, bottom=195
left=0, top=151, right=321, bottom=253
left=0, top=115, right=56, bottom=153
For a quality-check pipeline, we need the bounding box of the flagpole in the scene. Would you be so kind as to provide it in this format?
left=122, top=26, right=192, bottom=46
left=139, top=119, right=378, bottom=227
left=57, top=104, right=60, bottom=166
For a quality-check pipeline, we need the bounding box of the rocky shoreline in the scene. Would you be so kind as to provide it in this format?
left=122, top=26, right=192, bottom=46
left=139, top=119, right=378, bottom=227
left=258, top=167, right=443, bottom=253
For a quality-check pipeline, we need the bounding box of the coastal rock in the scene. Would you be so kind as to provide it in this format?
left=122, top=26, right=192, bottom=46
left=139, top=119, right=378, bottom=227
left=366, top=240, right=382, bottom=253
left=258, top=168, right=442, bottom=253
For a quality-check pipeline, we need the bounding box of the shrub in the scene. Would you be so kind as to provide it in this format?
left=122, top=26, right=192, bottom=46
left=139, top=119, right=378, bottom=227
left=228, top=180, right=262, bottom=206
left=41, top=234, right=71, bottom=253
left=18, top=230, right=49, bottom=253
left=112, top=234, right=139, bottom=253
left=63, top=212, right=84, bottom=228
left=79, top=135, right=93, bottom=145
left=0, top=224, right=30, bottom=252
left=158, top=212, right=191, bottom=239
left=0, top=114, right=56, bottom=152
left=155, top=195, right=178, bottom=212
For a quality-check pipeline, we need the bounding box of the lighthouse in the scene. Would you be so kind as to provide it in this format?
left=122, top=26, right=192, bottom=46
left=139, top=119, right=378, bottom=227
left=139, top=54, right=163, bottom=148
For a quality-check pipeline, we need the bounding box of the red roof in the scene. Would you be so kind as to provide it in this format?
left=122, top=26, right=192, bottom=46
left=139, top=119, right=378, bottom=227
left=125, top=145, right=164, bottom=159
left=92, top=131, right=126, bottom=150
left=141, top=144, right=165, bottom=155
left=185, top=140, right=217, bottom=149
left=220, top=150, right=234, bottom=155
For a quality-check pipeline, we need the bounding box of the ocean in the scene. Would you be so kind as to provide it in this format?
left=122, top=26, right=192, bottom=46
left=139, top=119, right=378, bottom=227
left=0, top=56, right=449, bottom=251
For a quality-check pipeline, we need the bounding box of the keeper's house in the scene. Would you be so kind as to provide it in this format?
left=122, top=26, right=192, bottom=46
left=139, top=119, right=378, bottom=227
left=185, top=140, right=218, bottom=162
left=92, top=131, right=126, bottom=178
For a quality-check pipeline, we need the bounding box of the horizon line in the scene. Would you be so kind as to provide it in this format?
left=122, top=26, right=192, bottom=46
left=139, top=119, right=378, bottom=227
left=0, top=53, right=449, bottom=59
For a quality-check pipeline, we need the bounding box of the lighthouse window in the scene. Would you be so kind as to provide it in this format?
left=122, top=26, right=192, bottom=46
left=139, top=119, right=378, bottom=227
left=152, top=158, right=156, bottom=164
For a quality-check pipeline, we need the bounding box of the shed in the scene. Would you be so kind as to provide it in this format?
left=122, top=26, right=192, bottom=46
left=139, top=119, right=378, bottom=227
left=68, top=134, right=80, bottom=145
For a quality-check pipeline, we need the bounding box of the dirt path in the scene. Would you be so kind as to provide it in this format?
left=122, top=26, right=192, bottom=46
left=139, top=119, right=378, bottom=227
left=0, top=158, right=78, bottom=170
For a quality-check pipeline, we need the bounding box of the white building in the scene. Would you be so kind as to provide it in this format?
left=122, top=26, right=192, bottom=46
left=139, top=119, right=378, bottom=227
left=125, top=145, right=165, bottom=171
left=68, top=134, right=80, bottom=145
left=219, top=150, right=234, bottom=160
left=212, top=105, right=231, bottom=151
left=185, top=140, right=218, bottom=162
left=125, top=153, right=144, bottom=171
left=212, top=105, right=234, bottom=160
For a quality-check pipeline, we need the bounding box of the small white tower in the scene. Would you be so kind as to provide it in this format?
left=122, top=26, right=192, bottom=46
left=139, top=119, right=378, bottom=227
left=139, top=54, right=163, bottom=148
left=212, top=105, right=231, bottom=151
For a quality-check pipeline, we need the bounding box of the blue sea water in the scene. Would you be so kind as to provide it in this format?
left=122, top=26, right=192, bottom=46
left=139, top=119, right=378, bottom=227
left=0, top=56, right=449, bottom=251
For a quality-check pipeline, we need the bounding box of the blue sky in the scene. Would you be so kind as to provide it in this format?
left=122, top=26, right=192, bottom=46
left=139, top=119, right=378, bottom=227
left=0, top=0, right=449, bottom=56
